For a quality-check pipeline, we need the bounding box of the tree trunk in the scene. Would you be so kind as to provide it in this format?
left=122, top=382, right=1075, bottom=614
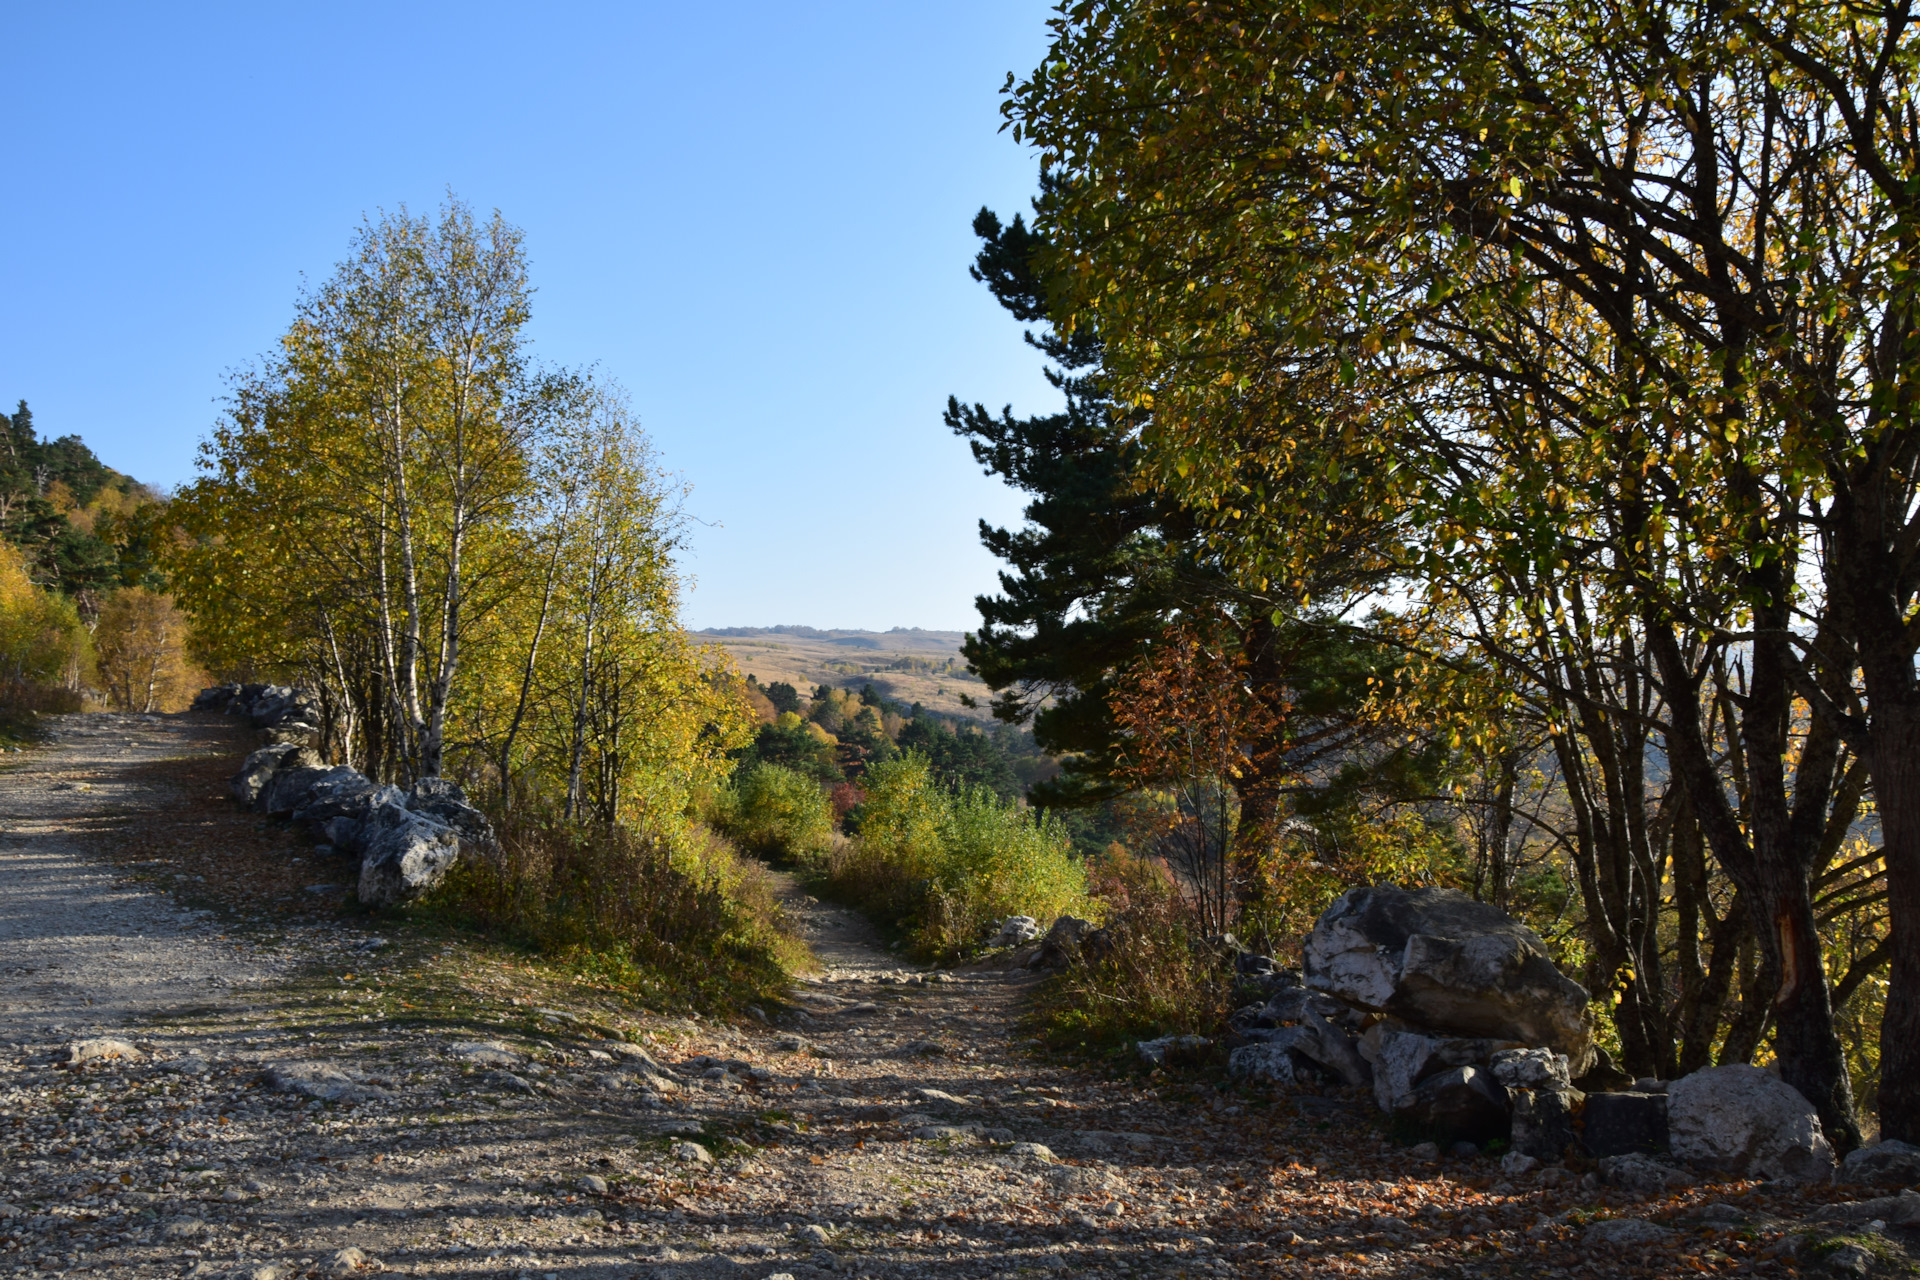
left=1867, top=705, right=1920, bottom=1143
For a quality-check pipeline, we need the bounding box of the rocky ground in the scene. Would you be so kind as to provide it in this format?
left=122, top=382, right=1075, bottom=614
left=2, top=713, right=1915, bottom=1280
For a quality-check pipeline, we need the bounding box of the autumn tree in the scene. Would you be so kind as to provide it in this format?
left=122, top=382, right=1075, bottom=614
left=93, top=587, right=200, bottom=712
left=170, top=199, right=751, bottom=823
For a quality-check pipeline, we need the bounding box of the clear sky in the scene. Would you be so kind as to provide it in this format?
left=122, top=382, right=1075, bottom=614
left=0, top=2, right=1058, bottom=632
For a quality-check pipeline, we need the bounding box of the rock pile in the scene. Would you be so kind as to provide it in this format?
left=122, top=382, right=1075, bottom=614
left=1130, top=884, right=1853, bottom=1183
left=196, top=684, right=495, bottom=909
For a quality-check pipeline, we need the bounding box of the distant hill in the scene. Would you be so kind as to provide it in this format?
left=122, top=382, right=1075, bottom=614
left=694, top=626, right=990, bottom=719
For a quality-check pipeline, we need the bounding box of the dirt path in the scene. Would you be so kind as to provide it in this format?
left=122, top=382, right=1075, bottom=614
left=0, top=713, right=341, bottom=1039
left=0, top=713, right=1846, bottom=1280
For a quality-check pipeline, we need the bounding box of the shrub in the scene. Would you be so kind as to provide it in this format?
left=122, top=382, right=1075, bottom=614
left=829, top=753, right=1089, bottom=961
left=710, top=762, right=835, bottom=865
left=428, top=808, right=801, bottom=1011
left=1028, top=844, right=1234, bottom=1060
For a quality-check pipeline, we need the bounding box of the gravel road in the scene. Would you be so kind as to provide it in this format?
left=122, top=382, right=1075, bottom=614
left=0, top=714, right=327, bottom=1039
left=0, top=713, right=1876, bottom=1280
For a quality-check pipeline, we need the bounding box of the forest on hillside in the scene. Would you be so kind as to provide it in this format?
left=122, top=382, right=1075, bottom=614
left=0, top=401, right=200, bottom=726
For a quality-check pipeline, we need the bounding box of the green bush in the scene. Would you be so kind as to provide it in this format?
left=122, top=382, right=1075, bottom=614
left=711, top=762, right=835, bottom=864
left=830, top=753, right=1088, bottom=961
left=427, top=808, right=801, bottom=1011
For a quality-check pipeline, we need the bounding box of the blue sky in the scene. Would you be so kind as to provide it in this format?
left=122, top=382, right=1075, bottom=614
left=0, top=2, right=1058, bottom=631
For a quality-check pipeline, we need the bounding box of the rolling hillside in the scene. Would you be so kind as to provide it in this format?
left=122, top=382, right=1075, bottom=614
left=695, top=626, right=991, bottom=719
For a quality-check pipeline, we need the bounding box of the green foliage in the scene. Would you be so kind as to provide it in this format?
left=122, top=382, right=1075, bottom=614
left=828, top=753, right=1089, bottom=962
left=734, top=717, right=842, bottom=785
left=895, top=717, right=1021, bottom=799
left=425, top=808, right=799, bottom=1012
left=762, top=681, right=802, bottom=716
left=710, top=763, right=835, bottom=865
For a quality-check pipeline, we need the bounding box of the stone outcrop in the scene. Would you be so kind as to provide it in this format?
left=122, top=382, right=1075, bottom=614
left=1304, top=885, right=1595, bottom=1073
left=1666, top=1063, right=1836, bottom=1181
left=1027, top=916, right=1096, bottom=970
left=231, top=744, right=300, bottom=808
left=1177, top=884, right=1622, bottom=1164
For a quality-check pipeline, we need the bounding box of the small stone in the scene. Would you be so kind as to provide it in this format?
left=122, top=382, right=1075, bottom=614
left=909, top=1087, right=968, bottom=1108
left=1449, top=1140, right=1481, bottom=1159
left=801, top=1224, right=831, bottom=1246
left=163, top=1217, right=208, bottom=1240
left=1500, top=1152, right=1540, bottom=1177
left=1825, top=1243, right=1874, bottom=1277
left=66, top=1037, right=143, bottom=1066
left=1008, top=1142, right=1056, bottom=1164
left=578, top=1175, right=607, bottom=1195
left=1584, top=1218, right=1676, bottom=1247
left=672, top=1141, right=712, bottom=1165
left=449, top=1041, right=522, bottom=1067
left=1407, top=1141, right=1440, bottom=1161
left=480, top=1070, right=537, bottom=1094
left=220, top=1187, right=245, bottom=1202
left=914, top=1125, right=975, bottom=1142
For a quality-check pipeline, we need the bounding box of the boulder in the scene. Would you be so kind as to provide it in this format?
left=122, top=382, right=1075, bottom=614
left=1135, top=1034, right=1211, bottom=1068
left=1573, top=1047, right=1637, bottom=1093
left=1293, top=1007, right=1370, bottom=1087
left=1028, top=915, right=1095, bottom=970
left=1840, top=1139, right=1920, bottom=1188
left=1235, top=951, right=1278, bottom=976
left=231, top=744, right=300, bottom=807
left=1582, top=1091, right=1669, bottom=1158
left=356, top=805, right=461, bottom=907
left=1667, top=1063, right=1836, bottom=1181
left=192, top=685, right=241, bottom=712
left=259, top=766, right=333, bottom=817
left=291, top=769, right=392, bottom=829
left=263, top=721, right=321, bottom=746
left=1371, top=1026, right=1442, bottom=1112
left=405, top=777, right=497, bottom=853
left=1509, top=1086, right=1580, bottom=1162
left=1489, top=1047, right=1571, bottom=1091
left=1259, top=987, right=1352, bottom=1025
left=989, top=916, right=1040, bottom=947
left=1814, top=1189, right=1920, bottom=1227
left=1392, top=1065, right=1511, bottom=1147
left=1305, top=885, right=1595, bottom=1073
left=1365, top=1023, right=1526, bottom=1111
left=1228, top=1038, right=1310, bottom=1086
